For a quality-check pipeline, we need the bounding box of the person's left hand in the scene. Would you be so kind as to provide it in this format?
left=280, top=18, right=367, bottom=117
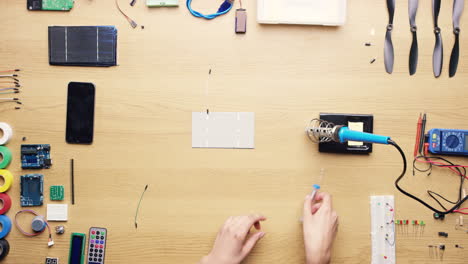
left=199, top=214, right=267, bottom=264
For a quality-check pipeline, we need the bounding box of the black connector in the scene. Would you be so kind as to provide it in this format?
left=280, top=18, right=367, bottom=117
left=438, top=232, right=448, bottom=237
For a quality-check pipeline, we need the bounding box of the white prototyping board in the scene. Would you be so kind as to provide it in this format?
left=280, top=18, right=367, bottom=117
left=192, top=112, right=255, bottom=149
left=370, top=196, right=395, bottom=264
left=257, top=0, right=347, bottom=26
left=47, top=204, right=68, bottom=221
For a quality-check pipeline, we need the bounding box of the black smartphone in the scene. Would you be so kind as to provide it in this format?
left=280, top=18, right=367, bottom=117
left=66, top=82, right=95, bottom=144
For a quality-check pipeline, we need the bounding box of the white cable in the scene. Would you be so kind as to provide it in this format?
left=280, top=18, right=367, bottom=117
left=0, top=123, right=13, bottom=145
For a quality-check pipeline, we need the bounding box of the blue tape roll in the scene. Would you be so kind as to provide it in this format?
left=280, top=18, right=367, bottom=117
left=0, top=215, right=11, bottom=239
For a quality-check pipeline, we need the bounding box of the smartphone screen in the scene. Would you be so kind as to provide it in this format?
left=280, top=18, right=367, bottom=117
left=66, top=82, right=95, bottom=144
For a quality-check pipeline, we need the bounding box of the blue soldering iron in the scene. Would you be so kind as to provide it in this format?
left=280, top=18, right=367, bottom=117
left=306, top=119, right=390, bottom=145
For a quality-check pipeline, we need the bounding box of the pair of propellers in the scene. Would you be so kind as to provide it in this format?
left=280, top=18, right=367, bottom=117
left=384, top=0, right=464, bottom=77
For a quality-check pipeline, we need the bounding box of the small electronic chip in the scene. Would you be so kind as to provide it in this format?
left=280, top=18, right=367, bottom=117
left=21, top=144, right=52, bottom=169
left=21, top=174, right=44, bottom=207
left=45, top=257, right=59, bottom=264
left=28, top=0, right=74, bottom=11
left=50, top=185, right=64, bottom=201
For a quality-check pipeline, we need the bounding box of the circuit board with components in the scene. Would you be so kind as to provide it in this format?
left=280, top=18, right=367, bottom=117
left=27, top=0, right=74, bottom=11
left=21, top=144, right=52, bottom=169
left=20, top=174, right=44, bottom=207
left=45, top=257, right=59, bottom=264
left=50, top=185, right=64, bottom=201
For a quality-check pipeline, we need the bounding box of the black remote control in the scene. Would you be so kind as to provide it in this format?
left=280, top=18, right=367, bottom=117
left=87, top=227, right=107, bottom=264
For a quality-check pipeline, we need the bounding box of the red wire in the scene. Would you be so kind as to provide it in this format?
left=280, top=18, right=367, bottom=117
left=14, top=210, right=51, bottom=238
left=453, top=208, right=468, bottom=215
left=415, top=156, right=468, bottom=179
left=0, top=69, right=19, bottom=73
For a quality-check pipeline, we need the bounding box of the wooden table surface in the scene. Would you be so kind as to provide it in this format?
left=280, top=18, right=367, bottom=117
left=1, top=0, right=468, bottom=263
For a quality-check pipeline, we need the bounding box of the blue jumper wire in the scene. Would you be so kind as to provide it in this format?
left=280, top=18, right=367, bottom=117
left=186, top=0, right=234, bottom=20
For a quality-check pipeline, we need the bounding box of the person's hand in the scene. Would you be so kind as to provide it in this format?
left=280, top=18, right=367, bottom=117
left=302, top=192, right=338, bottom=264
left=199, top=214, right=267, bottom=264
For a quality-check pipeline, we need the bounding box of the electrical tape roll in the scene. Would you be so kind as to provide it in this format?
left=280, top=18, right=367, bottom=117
left=0, top=239, right=9, bottom=261
left=0, top=215, right=11, bottom=239
left=0, top=148, right=11, bottom=170
left=0, top=194, right=11, bottom=215
left=0, top=123, right=12, bottom=146
left=0, top=171, right=12, bottom=193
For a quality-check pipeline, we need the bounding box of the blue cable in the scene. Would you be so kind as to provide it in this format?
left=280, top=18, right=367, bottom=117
left=186, top=0, right=234, bottom=20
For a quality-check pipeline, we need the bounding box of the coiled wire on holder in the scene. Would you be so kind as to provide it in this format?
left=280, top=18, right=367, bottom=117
left=306, top=119, right=336, bottom=143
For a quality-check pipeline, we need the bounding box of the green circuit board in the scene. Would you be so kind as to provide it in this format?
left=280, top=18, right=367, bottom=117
left=50, top=185, right=64, bottom=201
left=42, top=0, right=74, bottom=11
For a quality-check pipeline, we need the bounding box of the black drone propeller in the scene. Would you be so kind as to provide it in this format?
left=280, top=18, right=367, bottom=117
left=432, top=0, right=443, bottom=78
left=384, top=0, right=395, bottom=74
left=449, top=0, right=464, bottom=78
left=409, top=0, right=418, bottom=75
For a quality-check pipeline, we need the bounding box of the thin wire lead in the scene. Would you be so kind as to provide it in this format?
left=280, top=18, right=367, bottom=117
left=116, top=0, right=138, bottom=28
left=0, top=88, right=19, bottom=92
left=0, top=69, right=20, bottom=73
left=135, top=185, right=148, bottom=228
left=0, top=74, right=18, bottom=78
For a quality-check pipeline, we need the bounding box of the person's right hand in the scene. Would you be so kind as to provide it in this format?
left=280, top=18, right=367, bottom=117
left=302, top=192, right=338, bottom=264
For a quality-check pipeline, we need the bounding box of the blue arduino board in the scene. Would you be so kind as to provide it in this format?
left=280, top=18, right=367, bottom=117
left=428, top=128, right=468, bottom=156
left=21, top=144, right=52, bottom=169
left=20, top=174, right=44, bottom=207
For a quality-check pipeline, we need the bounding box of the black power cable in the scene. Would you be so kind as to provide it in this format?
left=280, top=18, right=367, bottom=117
left=389, top=139, right=468, bottom=216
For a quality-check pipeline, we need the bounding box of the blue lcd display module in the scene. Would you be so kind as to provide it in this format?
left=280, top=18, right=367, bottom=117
left=69, top=233, right=86, bottom=264
left=21, top=144, right=52, bottom=169
left=428, top=128, right=468, bottom=156
left=20, top=174, right=44, bottom=207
